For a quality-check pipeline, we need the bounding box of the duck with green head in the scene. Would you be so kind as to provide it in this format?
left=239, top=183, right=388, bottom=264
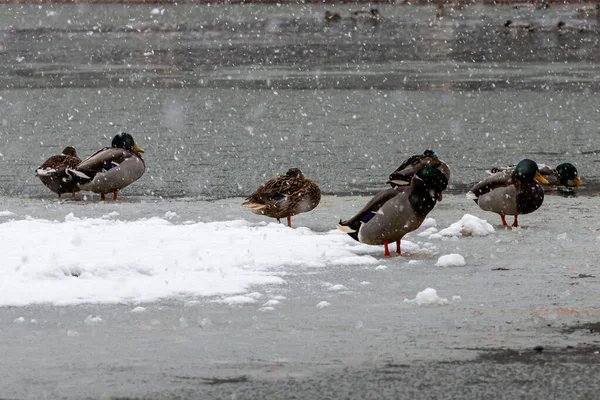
left=338, top=166, right=448, bottom=257
left=68, top=133, right=145, bottom=200
left=490, top=162, right=582, bottom=192
left=468, top=159, right=548, bottom=227
left=388, top=149, right=450, bottom=188
left=242, top=168, right=321, bottom=228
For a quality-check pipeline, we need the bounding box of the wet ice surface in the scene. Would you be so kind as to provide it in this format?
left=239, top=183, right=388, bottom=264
left=1, top=193, right=599, bottom=398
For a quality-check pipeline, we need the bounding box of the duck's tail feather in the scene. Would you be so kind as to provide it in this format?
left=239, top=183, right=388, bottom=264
left=466, top=191, right=478, bottom=200
left=242, top=201, right=266, bottom=210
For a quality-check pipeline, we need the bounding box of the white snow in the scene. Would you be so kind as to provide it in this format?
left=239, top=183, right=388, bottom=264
left=0, top=216, right=379, bottom=306
left=328, top=284, right=347, bottom=291
left=435, top=254, right=466, bottom=267
left=0, top=210, right=15, bottom=217
left=262, top=299, right=280, bottom=307
left=84, top=315, right=103, bottom=325
left=434, top=214, right=495, bottom=238
left=215, top=295, right=258, bottom=306
left=13, top=317, right=25, bottom=323
left=404, top=288, right=449, bottom=305
left=316, top=301, right=331, bottom=309
left=131, top=306, right=146, bottom=313
left=375, top=265, right=388, bottom=270
left=164, top=211, right=178, bottom=220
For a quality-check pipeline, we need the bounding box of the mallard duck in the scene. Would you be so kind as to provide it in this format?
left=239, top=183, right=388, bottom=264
left=68, top=133, right=145, bottom=200
left=337, top=166, right=448, bottom=257
left=501, top=20, right=535, bottom=32
left=242, top=168, right=321, bottom=227
left=468, top=159, right=548, bottom=227
left=324, top=10, right=341, bottom=23
left=490, top=162, right=582, bottom=190
left=350, top=7, right=381, bottom=21
left=387, top=149, right=451, bottom=188
left=36, top=146, right=82, bottom=199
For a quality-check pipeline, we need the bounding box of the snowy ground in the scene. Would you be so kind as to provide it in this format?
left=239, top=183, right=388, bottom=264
left=1, top=193, right=599, bottom=398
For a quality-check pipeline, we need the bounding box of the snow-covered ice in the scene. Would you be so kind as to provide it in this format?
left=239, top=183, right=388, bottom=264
left=436, top=254, right=466, bottom=267
left=0, top=215, right=381, bottom=306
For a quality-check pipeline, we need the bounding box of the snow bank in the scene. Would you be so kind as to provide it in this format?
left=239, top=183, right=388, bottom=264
left=435, top=254, right=466, bottom=267
left=404, top=288, right=449, bottom=305
left=0, top=215, right=380, bottom=306
left=435, top=214, right=494, bottom=238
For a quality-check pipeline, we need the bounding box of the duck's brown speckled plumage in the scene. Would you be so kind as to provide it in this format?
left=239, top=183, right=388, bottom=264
left=36, top=146, right=82, bottom=198
left=242, top=168, right=321, bottom=226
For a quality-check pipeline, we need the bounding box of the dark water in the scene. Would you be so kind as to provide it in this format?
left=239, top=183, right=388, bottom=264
left=0, top=3, right=599, bottom=199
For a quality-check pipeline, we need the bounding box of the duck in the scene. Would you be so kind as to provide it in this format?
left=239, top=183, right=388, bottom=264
left=242, top=168, right=321, bottom=227
left=67, top=133, right=145, bottom=200
left=387, top=149, right=451, bottom=189
left=350, top=7, right=381, bottom=21
left=491, top=162, right=582, bottom=191
left=337, top=166, right=448, bottom=257
left=467, top=159, right=548, bottom=228
left=36, top=146, right=82, bottom=199
left=324, top=10, right=341, bottom=23
left=501, top=20, right=535, bottom=32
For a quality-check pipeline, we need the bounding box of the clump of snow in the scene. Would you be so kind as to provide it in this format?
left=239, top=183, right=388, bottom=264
left=101, top=211, right=119, bottom=219
left=270, top=295, right=286, bottom=300
left=408, top=260, right=422, bottom=265
left=435, top=214, right=494, bottom=238
left=259, top=307, right=275, bottom=312
left=360, top=281, right=370, bottom=285
left=375, top=265, right=388, bottom=270
left=164, top=211, right=178, bottom=220
left=418, top=227, right=438, bottom=237
left=556, top=232, right=567, bottom=240
left=67, top=330, right=79, bottom=337
left=420, top=218, right=437, bottom=229
left=452, top=295, right=462, bottom=301
left=0, top=211, right=15, bottom=217
left=404, top=288, right=449, bottom=305
left=316, top=301, right=331, bottom=309
left=436, top=254, right=466, bottom=267
left=214, top=295, right=257, bottom=306
left=328, top=284, right=347, bottom=291
left=13, top=317, right=25, bottom=323
left=131, top=306, right=146, bottom=313
left=84, top=315, right=103, bottom=325
left=262, top=299, right=280, bottom=307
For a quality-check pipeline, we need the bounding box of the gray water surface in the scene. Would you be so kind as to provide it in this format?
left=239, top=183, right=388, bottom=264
left=0, top=3, right=599, bottom=199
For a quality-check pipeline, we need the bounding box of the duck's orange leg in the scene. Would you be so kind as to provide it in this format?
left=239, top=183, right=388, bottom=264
left=384, top=240, right=391, bottom=257
left=71, top=189, right=76, bottom=200
left=287, top=215, right=292, bottom=228
left=500, top=214, right=508, bottom=226
left=100, top=193, right=106, bottom=201
left=512, top=215, right=519, bottom=227
left=113, top=190, right=118, bottom=200
left=396, top=240, right=401, bottom=255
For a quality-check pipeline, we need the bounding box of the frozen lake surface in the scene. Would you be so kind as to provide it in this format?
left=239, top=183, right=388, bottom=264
left=1, top=2, right=599, bottom=399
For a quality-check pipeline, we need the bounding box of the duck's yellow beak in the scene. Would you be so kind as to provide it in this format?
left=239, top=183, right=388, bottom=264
left=133, top=144, right=145, bottom=153
left=534, top=171, right=549, bottom=185
left=573, top=176, right=583, bottom=186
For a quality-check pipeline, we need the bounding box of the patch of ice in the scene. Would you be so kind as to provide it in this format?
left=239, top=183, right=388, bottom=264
left=436, top=254, right=466, bottom=267
left=404, top=288, right=448, bottom=305
left=436, top=214, right=494, bottom=237
left=131, top=306, right=146, bottom=313
left=316, top=301, right=331, bottom=309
